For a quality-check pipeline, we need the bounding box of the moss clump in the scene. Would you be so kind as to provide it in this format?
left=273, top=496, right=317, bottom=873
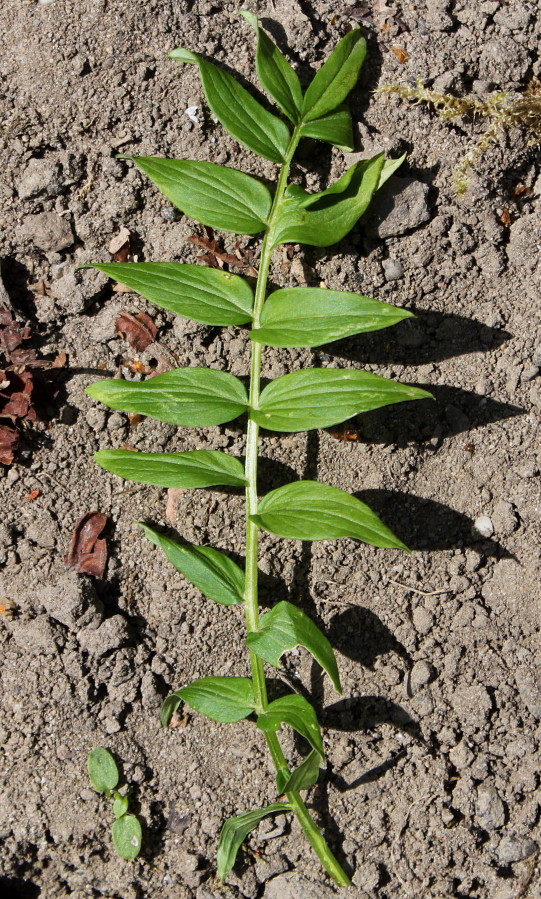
left=378, top=78, right=541, bottom=192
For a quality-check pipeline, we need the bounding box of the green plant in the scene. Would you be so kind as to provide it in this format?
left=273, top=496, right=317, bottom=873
left=85, top=13, right=432, bottom=885
left=378, top=77, right=541, bottom=193
left=87, top=747, right=143, bottom=860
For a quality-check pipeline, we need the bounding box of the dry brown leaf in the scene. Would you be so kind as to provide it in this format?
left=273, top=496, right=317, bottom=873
left=0, top=423, right=18, bottom=465
left=115, top=310, right=158, bottom=351
left=65, top=511, right=108, bottom=578
left=108, top=227, right=131, bottom=256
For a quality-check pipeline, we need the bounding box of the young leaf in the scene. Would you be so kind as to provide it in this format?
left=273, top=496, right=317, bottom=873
left=161, top=691, right=183, bottom=728
left=240, top=10, right=303, bottom=124
left=113, top=793, right=130, bottom=819
left=299, top=105, right=354, bottom=151
left=247, top=601, right=341, bottom=692
left=378, top=152, right=407, bottom=188
left=141, top=523, right=245, bottom=606
left=252, top=480, right=409, bottom=550
left=85, top=263, right=254, bottom=327
left=111, top=814, right=142, bottom=860
left=257, top=694, right=324, bottom=758
left=178, top=676, right=256, bottom=723
left=272, top=154, right=385, bottom=247
left=280, top=750, right=321, bottom=793
left=217, top=803, right=292, bottom=880
left=252, top=368, right=433, bottom=432
left=250, top=287, right=413, bottom=347
left=301, top=28, right=366, bottom=122
left=94, top=449, right=246, bottom=489
left=87, top=747, right=119, bottom=794
left=169, top=48, right=290, bottom=163
left=123, top=157, right=272, bottom=235
left=86, top=368, right=248, bottom=427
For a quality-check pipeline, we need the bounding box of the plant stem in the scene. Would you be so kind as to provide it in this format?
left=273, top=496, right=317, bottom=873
left=243, top=127, right=350, bottom=887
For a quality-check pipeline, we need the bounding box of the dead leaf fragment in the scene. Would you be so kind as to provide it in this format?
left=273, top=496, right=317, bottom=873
left=390, top=45, right=409, bottom=63
left=65, top=511, right=108, bottom=578
left=0, top=423, right=18, bottom=465
left=166, top=488, right=183, bottom=523
left=115, top=310, right=158, bottom=351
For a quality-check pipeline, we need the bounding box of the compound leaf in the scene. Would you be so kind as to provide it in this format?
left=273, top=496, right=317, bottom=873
left=252, top=368, right=432, bottom=432
left=217, top=803, right=291, bottom=880
left=141, top=523, right=245, bottom=606
left=87, top=747, right=119, bottom=794
left=169, top=47, right=290, bottom=162
left=250, top=287, right=413, bottom=347
left=178, top=676, right=256, bottom=723
left=86, top=368, right=248, bottom=427
left=247, top=601, right=341, bottom=692
left=279, top=750, right=321, bottom=794
left=94, top=449, right=246, bottom=489
left=257, top=694, right=324, bottom=758
left=301, top=28, right=366, bottom=122
left=252, top=480, right=409, bottom=550
left=273, top=154, right=385, bottom=247
left=123, top=157, right=271, bottom=235
left=86, top=263, right=254, bottom=327
left=299, top=105, right=354, bottom=151
left=240, top=10, right=302, bottom=123
left=111, top=815, right=142, bottom=860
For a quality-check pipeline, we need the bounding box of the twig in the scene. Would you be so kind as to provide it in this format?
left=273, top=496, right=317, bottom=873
left=388, top=579, right=451, bottom=596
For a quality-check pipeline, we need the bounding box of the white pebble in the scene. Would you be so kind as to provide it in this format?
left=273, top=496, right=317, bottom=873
left=472, top=515, right=494, bottom=538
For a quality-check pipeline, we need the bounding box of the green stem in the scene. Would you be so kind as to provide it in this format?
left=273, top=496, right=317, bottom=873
left=243, top=126, right=350, bottom=887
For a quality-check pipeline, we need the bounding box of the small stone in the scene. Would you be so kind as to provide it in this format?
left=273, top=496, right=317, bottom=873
left=475, top=782, right=506, bottom=830
left=51, top=268, right=108, bottom=314
left=412, top=607, right=434, bottom=635
left=409, top=660, right=435, bottom=693
left=103, top=717, right=122, bottom=735
left=41, top=571, right=103, bottom=630
left=382, top=258, right=404, bottom=281
left=161, top=205, right=181, bottom=222
left=492, top=500, right=518, bottom=536
left=497, top=834, right=537, bottom=865
left=107, top=412, right=126, bottom=432
left=17, top=157, right=65, bottom=200
left=21, top=212, right=73, bottom=252
left=521, top=364, right=539, bottom=382
left=264, top=873, right=337, bottom=899
left=77, top=614, right=130, bottom=656
left=514, top=664, right=541, bottom=720
left=85, top=407, right=107, bottom=431
left=369, top=177, right=431, bottom=238
left=80, top=789, right=96, bottom=801
left=472, top=515, right=494, bottom=538
left=451, top=684, right=492, bottom=727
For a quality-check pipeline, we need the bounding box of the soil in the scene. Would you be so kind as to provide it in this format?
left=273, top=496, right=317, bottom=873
left=1, top=1, right=540, bottom=898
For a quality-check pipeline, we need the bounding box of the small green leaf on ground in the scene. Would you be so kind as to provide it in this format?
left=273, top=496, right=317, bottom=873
left=87, top=747, right=119, bottom=794
left=217, top=803, right=292, bottom=880
left=111, top=814, right=142, bottom=860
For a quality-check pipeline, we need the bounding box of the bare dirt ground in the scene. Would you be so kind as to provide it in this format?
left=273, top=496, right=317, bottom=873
left=1, top=1, right=540, bottom=897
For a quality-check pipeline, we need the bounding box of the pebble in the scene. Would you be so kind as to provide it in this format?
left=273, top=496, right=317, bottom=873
left=107, top=412, right=126, bottom=431
left=77, top=614, right=130, bottom=656
left=21, top=212, right=73, bottom=252
left=472, top=515, right=494, bottom=538
left=475, top=782, right=506, bottom=830
left=497, top=834, right=537, bottom=864
left=412, top=607, right=434, bottom=635
left=409, top=660, right=435, bottom=693
left=17, top=157, right=65, bottom=200
left=264, top=874, right=338, bottom=899
left=41, top=571, right=104, bottom=630
left=382, top=258, right=404, bottom=281
left=51, top=268, right=108, bottom=314
left=369, top=177, right=431, bottom=238
left=161, top=205, right=181, bottom=222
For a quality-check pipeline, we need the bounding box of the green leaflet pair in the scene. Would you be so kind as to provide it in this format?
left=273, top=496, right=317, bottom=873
left=86, top=12, right=432, bottom=887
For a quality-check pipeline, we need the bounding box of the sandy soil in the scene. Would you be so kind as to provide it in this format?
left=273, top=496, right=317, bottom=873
left=0, top=1, right=540, bottom=897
